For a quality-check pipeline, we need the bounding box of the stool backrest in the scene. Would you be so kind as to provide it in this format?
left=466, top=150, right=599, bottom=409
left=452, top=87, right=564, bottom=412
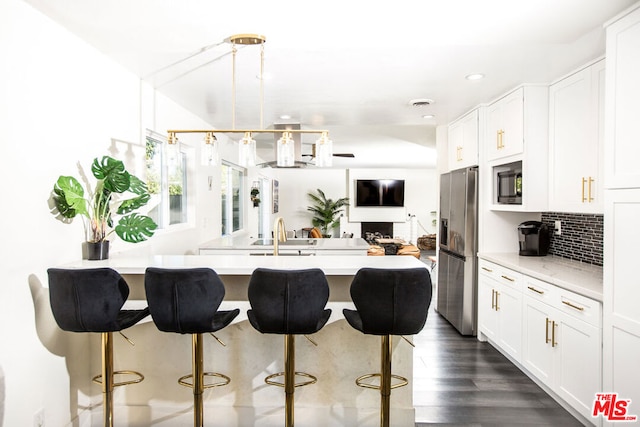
left=47, top=268, right=129, bottom=333
left=144, top=267, right=225, bottom=334
left=248, top=268, right=329, bottom=334
left=350, top=268, right=432, bottom=335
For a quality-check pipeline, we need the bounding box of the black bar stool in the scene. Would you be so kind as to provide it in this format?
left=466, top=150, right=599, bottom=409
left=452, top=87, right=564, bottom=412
left=47, top=268, right=150, bottom=427
left=343, top=267, right=432, bottom=427
left=247, top=268, right=331, bottom=427
left=144, top=267, right=239, bottom=427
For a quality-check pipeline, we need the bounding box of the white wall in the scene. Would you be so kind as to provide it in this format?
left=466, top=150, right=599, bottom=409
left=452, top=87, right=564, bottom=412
left=0, top=1, right=220, bottom=425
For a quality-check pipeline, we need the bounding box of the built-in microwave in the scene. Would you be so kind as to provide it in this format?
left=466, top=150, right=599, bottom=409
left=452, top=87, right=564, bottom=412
left=496, top=164, right=522, bottom=204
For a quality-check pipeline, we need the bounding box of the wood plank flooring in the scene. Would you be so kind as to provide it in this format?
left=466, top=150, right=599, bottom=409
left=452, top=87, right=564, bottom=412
left=412, top=306, right=585, bottom=426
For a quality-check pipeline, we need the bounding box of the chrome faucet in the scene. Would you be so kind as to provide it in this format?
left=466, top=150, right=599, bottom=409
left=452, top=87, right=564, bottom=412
left=273, top=216, right=287, bottom=256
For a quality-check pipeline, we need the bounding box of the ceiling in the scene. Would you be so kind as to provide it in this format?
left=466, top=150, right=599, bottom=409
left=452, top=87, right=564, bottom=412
left=24, top=0, right=637, bottom=168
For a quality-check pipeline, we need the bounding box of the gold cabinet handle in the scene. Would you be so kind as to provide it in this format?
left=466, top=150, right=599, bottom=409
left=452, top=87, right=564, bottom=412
left=562, top=300, right=585, bottom=311
left=581, top=177, right=587, bottom=202
left=501, top=275, right=515, bottom=282
left=588, top=176, right=594, bottom=202
left=497, top=129, right=505, bottom=149
left=456, top=146, right=462, bottom=161
left=495, top=291, right=500, bottom=311
left=491, top=289, right=496, bottom=310
left=551, top=320, right=557, bottom=347
left=482, top=266, right=493, bottom=273
left=545, top=317, right=551, bottom=344
left=527, top=286, right=544, bottom=295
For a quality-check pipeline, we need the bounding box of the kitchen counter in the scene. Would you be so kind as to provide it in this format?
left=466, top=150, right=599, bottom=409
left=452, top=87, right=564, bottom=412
left=477, top=253, right=603, bottom=301
left=198, top=234, right=371, bottom=255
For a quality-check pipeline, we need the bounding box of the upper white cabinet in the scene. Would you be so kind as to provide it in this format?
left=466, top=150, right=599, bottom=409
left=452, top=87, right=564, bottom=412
left=548, top=59, right=605, bottom=213
left=448, top=108, right=479, bottom=170
left=605, top=4, right=640, bottom=189
left=487, top=88, right=524, bottom=161
left=487, top=85, right=549, bottom=212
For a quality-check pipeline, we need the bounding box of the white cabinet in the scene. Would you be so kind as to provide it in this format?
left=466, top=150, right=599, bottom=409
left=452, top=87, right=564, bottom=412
left=448, top=109, right=479, bottom=170
left=487, top=85, right=549, bottom=211
left=604, top=5, right=640, bottom=189
left=549, top=59, right=605, bottom=213
left=603, top=6, right=640, bottom=423
left=487, top=88, right=524, bottom=161
left=477, top=259, right=523, bottom=361
left=522, top=277, right=602, bottom=422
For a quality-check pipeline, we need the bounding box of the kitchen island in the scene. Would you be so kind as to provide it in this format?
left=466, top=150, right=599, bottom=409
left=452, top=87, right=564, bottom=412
left=59, top=254, right=430, bottom=426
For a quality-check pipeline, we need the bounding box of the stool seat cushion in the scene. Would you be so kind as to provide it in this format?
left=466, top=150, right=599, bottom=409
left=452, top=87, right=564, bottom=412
left=48, top=267, right=149, bottom=333
left=343, top=267, right=432, bottom=336
left=248, top=268, right=331, bottom=335
left=145, top=267, right=239, bottom=334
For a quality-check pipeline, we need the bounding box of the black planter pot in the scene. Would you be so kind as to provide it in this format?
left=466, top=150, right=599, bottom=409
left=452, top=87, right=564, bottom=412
left=83, top=241, right=110, bottom=260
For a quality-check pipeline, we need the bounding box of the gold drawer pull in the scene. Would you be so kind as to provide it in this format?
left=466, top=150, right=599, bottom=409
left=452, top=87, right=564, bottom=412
left=527, top=286, right=544, bottom=295
left=545, top=317, right=551, bottom=344
left=482, top=266, right=493, bottom=273
left=491, top=289, right=496, bottom=310
left=501, top=275, right=515, bottom=282
left=551, top=320, right=557, bottom=347
left=581, top=177, right=587, bottom=203
left=562, top=300, right=585, bottom=311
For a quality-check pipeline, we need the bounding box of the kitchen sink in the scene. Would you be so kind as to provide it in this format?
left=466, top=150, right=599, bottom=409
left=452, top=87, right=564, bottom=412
left=251, top=239, right=317, bottom=246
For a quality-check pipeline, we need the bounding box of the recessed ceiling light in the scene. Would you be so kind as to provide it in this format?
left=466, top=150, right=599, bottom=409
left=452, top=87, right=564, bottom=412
left=465, top=73, right=485, bottom=81
left=422, top=114, right=435, bottom=119
left=279, top=114, right=292, bottom=120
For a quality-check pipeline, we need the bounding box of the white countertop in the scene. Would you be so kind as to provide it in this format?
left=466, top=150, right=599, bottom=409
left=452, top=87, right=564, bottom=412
left=199, top=234, right=371, bottom=251
left=478, top=253, right=603, bottom=301
left=63, top=253, right=427, bottom=275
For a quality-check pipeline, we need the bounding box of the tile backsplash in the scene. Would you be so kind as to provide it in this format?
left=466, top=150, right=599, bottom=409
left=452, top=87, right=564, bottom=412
left=540, top=212, right=603, bottom=266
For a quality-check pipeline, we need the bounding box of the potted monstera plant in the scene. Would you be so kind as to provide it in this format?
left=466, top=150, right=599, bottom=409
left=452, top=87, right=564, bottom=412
left=307, top=188, right=349, bottom=237
left=51, top=155, right=158, bottom=259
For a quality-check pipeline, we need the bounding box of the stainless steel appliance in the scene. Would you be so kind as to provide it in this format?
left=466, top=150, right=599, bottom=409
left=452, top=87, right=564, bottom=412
left=437, top=167, right=478, bottom=335
left=496, top=164, right=522, bottom=204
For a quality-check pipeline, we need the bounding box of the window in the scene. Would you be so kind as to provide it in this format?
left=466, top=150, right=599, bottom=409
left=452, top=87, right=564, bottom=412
left=221, top=163, right=244, bottom=235
left=146, top=132, right=188, bottom=228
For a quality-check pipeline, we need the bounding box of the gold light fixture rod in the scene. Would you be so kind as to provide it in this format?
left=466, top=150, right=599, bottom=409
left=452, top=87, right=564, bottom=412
left=168, top=129, right=328, bottom=135
left=229, top=34, right=266, bottom=45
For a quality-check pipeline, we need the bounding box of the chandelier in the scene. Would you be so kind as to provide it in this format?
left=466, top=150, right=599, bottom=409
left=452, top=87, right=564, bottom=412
left=167, top=34, right=333, bottom=168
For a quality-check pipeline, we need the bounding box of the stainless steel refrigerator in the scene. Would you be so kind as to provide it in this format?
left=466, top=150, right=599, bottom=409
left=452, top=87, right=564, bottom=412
left=437, top=166, right=478, bottom=336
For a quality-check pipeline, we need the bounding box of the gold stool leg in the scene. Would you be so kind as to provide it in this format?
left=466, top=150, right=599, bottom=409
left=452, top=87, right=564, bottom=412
left=380, top=335, right=392, bottom=427
left=285, top=334, right=295, bottom=427
left=102, top=332, right=114, bottom=427
left=193, top=333, right=204, bottom=427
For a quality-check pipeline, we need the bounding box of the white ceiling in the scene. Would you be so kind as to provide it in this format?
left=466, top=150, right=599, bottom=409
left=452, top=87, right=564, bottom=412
left=23, top=0, right=637, bottom=168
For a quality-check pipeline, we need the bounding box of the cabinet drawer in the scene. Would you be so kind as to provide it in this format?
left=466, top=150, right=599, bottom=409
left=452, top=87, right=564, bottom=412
left=555, top=287, right=601, bottom=328
left=478, top=259, right=521, bottom=292
left=523, top=275, right=557, bottom=305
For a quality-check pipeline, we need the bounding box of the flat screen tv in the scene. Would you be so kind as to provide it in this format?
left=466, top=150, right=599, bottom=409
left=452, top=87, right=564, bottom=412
left=355, top=179, right=405, bottom=207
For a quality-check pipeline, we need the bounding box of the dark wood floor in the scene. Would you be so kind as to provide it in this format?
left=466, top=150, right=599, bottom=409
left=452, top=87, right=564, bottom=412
left=412, top=306, right=585, bottom=426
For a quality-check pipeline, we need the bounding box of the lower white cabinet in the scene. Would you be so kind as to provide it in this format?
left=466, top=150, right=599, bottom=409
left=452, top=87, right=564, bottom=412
left=478, top=260, right=523, bottom=361
left=479, top=259, right=602, bottom=425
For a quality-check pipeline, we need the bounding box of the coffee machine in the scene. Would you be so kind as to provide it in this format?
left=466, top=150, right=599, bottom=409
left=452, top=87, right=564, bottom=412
left=518, top=221, right=550, bottom=256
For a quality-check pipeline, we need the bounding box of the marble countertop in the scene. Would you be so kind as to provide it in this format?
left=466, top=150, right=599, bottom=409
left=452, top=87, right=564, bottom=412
left=478, top=253, right=603, bottom=301
left=63, top=253, right=427, bottom=275
left=199, top=233, right=371, bottom=251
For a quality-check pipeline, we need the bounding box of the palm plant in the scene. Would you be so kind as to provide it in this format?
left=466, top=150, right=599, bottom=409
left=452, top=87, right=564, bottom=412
left=306, top=188, right=349, bottom=237
left=51, top=155, right=157, bottom=244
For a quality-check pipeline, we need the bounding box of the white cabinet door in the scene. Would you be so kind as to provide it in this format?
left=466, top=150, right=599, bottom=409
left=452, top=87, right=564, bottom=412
left=478, top=275, right=499, bottom=342
left=495, top=282, right=523, bottom=361
left=487, top=88, right=524, bottom=161
left=448, top=109, right=479, bottom=169
left=549, top=60, right=605, bottom=213
left=605, top=7, right=640, bottom=189
left=554, top=311, right=602, bottom=420
left=522, top=295, right=555, bottom=386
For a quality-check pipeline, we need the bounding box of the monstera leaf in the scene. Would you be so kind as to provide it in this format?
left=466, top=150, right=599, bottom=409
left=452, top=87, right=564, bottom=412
left=53, top=176, right=88, bottom=218
left=115, top=213, right=158, bottom=243
left=91, top=156, right=130, bottom=193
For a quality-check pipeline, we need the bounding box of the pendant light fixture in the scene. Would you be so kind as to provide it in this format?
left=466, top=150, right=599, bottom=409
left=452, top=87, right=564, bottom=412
left=167, top=33, right=333, bottom=168
left=166, top=131, right=181, bottom=167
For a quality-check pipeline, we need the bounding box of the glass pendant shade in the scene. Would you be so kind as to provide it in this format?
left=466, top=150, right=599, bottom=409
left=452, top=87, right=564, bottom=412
left=201, top=132, right=218, bottom=166
left=166, top=133, right=181, bottom=168
left=276, top=131, right=295, bottom=167
left=315, top=133, right=333, bottom=167
left=239, top=132, right=256, bottom=167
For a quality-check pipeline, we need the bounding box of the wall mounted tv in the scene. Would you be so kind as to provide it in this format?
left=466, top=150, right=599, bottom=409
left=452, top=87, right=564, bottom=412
left=355, top=179, right=405, bottom=207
